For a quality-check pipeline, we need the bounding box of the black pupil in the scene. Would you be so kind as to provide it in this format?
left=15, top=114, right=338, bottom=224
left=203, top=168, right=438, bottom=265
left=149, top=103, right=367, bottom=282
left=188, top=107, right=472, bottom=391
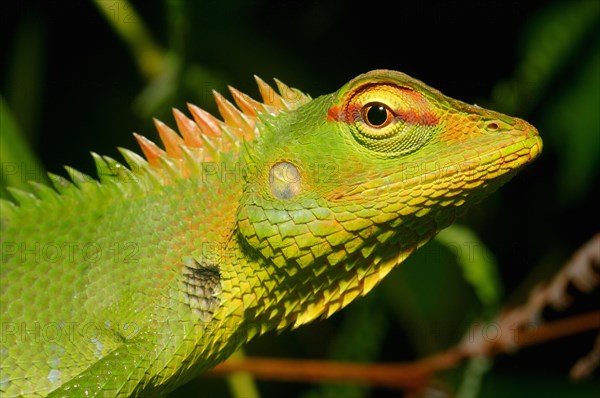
left=366, top=105, right=388, bottom=126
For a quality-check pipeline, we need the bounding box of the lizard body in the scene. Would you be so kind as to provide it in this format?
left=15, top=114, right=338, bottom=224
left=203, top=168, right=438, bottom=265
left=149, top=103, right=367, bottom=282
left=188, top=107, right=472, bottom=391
left=0, top=70, right=542, bottom=396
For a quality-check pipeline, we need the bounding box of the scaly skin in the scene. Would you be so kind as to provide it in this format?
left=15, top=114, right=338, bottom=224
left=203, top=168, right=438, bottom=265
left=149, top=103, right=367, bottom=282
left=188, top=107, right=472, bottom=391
left=0, top=70, right=542, bottom=396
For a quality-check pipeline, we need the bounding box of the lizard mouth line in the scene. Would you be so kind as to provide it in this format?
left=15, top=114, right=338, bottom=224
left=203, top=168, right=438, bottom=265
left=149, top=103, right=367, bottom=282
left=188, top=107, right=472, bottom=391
left=336, top=132, right=542, bottom=201
left=398, top=132, right=542, bottom=188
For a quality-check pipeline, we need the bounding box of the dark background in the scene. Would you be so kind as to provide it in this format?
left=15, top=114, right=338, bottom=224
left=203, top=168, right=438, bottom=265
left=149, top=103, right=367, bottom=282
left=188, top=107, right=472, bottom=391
left=1, top=1, right=599, bottom=397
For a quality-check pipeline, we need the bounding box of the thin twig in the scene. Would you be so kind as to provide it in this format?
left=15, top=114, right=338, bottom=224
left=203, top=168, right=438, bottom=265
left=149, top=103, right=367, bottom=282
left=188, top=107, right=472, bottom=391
left=207, top=310, right=600, bottom=390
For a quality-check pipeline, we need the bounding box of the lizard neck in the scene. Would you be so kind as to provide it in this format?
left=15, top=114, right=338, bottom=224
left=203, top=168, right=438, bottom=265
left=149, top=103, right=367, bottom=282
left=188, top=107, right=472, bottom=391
left=217, top=225, right=425, bottom=338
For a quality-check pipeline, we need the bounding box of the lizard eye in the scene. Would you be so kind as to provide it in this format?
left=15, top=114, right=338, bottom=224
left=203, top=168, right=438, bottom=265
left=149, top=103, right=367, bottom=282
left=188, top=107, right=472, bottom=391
left=362, top=102, right=394, bottom=128
left=338, top=83, right=438, bottom=155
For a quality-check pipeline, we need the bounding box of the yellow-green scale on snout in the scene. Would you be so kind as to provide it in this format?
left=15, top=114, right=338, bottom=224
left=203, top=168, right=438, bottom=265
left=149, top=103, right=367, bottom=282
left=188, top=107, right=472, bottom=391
left=0, top=70, right=541, bottom=396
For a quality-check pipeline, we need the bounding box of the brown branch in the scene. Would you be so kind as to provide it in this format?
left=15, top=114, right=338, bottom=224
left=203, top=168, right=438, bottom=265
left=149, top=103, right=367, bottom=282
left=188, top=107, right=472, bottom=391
left=461, top=234, right=600, bottom=363
left=482, top=234, right=599, bottom=345
left=208, top=349, right=464, bottom=390
left=207, top=310, right=600, bottom=390
left=207, top=235, right=600, bottom=390
left=515, top=311, right=600, bottom=348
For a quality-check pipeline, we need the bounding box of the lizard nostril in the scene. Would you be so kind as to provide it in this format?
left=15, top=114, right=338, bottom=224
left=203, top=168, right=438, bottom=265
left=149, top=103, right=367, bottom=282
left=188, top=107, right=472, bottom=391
left=487, top=122, right=499, bottom=131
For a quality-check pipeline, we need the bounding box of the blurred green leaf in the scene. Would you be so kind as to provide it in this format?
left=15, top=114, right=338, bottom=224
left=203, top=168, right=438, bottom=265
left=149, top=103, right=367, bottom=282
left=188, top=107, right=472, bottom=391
left=226, top=350, right=261, bottom=398
left=382, top=233, right=487, bottom=356
left=0, top=94, right=48, bottom=199
left=456, top=356, right=493, bottom=398
left=4, top=9, right=45, bottom=144
left=435, top=224, right=503, bottom=316
left=1, top=8, right=47, bottom=199
left=543, top=41, right=600, bottom=203
left=93, top=0, right=165, bottom=81
left=490, top=0, right=600, bottom=204
left=492, top=0, right=600, bottom=115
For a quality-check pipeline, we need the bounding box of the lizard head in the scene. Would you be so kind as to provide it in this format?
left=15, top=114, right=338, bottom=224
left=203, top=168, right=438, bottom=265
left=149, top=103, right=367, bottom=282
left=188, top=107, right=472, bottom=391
left=236, top=70, right=542, bottom=328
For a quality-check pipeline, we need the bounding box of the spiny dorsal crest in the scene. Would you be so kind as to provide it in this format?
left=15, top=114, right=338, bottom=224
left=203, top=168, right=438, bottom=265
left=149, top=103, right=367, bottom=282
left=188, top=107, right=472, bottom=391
left=134, top=76, right=311, bottom=175
left=0, top=76, right=311, bottom=215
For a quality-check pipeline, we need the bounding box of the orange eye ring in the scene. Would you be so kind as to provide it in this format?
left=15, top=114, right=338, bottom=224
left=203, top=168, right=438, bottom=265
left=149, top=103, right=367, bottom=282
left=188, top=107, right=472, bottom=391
left=361, top=102, right=394, bottom=128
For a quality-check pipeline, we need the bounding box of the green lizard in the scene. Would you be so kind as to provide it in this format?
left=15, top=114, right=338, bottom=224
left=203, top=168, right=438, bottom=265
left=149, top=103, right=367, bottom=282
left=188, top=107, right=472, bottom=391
left=0, top=70, right=541, bottom=397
